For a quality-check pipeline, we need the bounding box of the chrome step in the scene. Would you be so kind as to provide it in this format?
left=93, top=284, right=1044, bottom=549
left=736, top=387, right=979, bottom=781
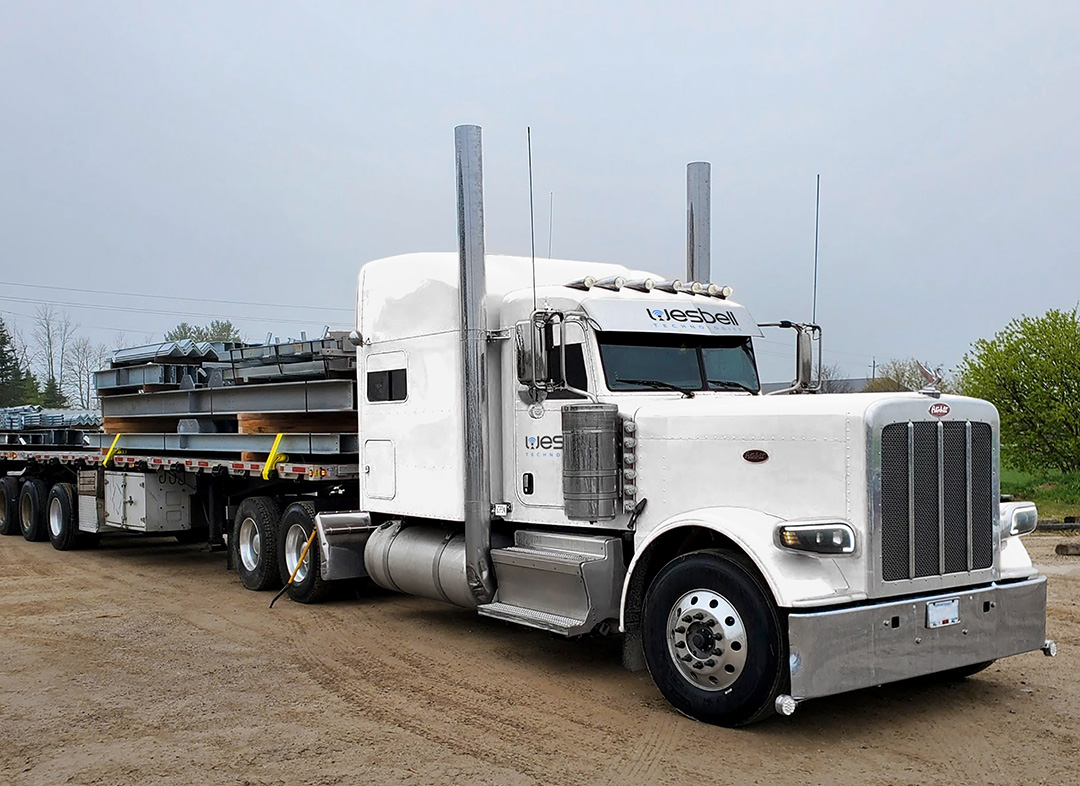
left=478, top=601, right=586, bottom=636
left=484, top=530, right=625, bottom=637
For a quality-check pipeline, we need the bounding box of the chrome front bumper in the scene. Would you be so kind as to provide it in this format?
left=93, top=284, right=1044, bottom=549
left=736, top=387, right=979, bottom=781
left=787, top=575, right=1048, bottom=701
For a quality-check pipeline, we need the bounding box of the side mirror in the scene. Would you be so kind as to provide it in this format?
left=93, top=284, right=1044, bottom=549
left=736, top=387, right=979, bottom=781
left=516, top=311, right=572, bottom=393
left=796, top=330, right=813, bottom=388
left=515, top=320, right=546, bottom=386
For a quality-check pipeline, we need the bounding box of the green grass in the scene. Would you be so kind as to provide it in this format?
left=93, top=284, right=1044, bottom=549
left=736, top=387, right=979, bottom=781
left=1000, top=466, right=1080, bottom=521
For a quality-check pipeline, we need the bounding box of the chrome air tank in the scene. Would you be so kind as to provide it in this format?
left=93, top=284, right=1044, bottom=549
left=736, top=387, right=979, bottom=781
left=562, top=402, right=619, bottom=521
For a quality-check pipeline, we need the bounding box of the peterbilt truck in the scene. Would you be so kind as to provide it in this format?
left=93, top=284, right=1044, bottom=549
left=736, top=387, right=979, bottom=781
left=0, top=125, right=1054, bottom=726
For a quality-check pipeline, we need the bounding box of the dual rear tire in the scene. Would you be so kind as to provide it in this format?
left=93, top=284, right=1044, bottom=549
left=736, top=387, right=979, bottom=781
left=0, top=476, right=21, bottom=536
left=232, top=497, right=329, bottom=603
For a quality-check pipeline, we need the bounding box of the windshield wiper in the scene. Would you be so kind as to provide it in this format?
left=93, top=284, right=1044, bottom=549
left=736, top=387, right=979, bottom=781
left=707, top=379, right=758, bottom=395
left=616, top=377, right=695, bottom=398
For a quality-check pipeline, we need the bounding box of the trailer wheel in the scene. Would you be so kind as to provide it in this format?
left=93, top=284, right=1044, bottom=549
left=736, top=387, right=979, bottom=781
left=0, top=477, right=21, bottom=536
left=642, top=549, right=786, bottom=727
left=233, top=497, right=282, bottom=591
left=277, top=501, right=330, bottom=604
left=47, top=483, right=81, bottom=551
left=19, top=479, right=50, bottom=542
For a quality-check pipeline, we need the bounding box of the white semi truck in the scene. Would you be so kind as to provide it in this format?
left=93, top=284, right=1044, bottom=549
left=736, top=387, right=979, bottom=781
left=0, top=125, right=1054, bottom=726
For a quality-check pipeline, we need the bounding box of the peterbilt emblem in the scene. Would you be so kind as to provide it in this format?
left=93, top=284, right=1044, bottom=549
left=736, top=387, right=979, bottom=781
left=929, top=403, right=950, bottom=417
left=742, top=449, right=769, bottom=464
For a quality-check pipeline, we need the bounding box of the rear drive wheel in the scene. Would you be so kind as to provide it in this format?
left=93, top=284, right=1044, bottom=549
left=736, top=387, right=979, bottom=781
left=47, top=482, right=81, bottom=551
left=642, top=549, right=787, bottom=727
left=19, top=479, right=50, bottom=542
left=232, top=497, right=282, bottom=591
left=277, top=501, right=330, bottom=604
left=0, top=476, right=21, bottom=536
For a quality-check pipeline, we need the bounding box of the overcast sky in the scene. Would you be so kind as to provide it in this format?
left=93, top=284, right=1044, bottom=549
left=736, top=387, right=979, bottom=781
left=2, top=1, right=1077, bottom=382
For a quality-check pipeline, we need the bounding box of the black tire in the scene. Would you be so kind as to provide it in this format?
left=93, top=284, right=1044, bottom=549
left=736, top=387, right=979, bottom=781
left=277, top=501, right=330, bottom=604
left=232, top=497, right=282, bottom=591
left=46, top=482, right=81, bottom=551
left=0, top=476, right=21, bottom=536
left=642, top=549, right=787, bottom=727
left=19, top=478, right=50, bottom=542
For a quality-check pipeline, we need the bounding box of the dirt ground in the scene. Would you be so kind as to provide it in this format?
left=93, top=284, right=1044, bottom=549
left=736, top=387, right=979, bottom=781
left=1, top=533, right=1077, bottom=786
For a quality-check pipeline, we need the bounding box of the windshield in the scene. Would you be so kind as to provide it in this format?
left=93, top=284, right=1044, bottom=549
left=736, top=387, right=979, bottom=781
left=597, top=331, right=760, bottom=394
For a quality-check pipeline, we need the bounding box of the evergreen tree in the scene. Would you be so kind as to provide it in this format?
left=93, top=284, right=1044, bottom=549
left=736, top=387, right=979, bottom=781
left=0, top=317, right=40, bottom=406
left=38, top=376, right=68, bottom=408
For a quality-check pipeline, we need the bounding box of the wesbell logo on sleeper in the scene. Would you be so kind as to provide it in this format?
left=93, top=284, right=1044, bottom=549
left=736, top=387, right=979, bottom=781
left=646, top=307, right=740, bottom=326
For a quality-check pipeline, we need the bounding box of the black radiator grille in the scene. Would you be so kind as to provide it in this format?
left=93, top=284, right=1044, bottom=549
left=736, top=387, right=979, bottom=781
left=879, top=421, right=993, bottom=582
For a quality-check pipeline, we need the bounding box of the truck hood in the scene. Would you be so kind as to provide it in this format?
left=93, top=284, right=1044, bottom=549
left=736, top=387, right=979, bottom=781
left=625, top=392, right=996, bottom=526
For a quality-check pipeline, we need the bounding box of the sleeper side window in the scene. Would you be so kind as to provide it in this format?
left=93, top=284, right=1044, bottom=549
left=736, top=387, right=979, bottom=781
left=366, top=350, right=408, bottom=402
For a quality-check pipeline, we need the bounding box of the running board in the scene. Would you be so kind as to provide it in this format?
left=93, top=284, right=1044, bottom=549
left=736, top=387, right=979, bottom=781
left=478, top=601, right=587, bottom=636
left=479, top=530, right=625, bottom=637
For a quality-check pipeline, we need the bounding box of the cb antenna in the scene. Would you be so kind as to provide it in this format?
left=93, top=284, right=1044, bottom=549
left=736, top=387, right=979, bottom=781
left=527, top=127, right=537, bottom=311
left=547, top=191, right=554, bottom=258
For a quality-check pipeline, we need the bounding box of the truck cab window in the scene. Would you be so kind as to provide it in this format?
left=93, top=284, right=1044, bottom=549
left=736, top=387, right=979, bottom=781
left=367, top=368, right=408, bottom=402
left=597, top=331, right=759, bottom=393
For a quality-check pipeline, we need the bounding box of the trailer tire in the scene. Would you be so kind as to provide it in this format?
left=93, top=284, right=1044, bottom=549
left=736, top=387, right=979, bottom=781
left=19, top=479, right=50, bottom=542
left=642, top=549, right=786, bottom=727
left=277, top=501, right=330, bottom=604
left=233, top=497, right=282, bottom=591
left=46, top=482, right=81, bottom=551
left=0, top=477, right=21, bottom=536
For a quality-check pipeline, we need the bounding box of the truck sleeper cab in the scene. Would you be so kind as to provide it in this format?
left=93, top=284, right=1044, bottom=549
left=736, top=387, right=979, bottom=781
left=315, top=251, right=1053, bottom=727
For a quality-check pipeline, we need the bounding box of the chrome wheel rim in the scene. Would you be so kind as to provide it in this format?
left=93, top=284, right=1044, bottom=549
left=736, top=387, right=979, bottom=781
left=48, top=497, right=64, bottom=538
left=284, top=523, right=310, bottom=583
left=20, top=493, right=33, bottom=533
left=238, top=516, right=261, bottom=572
left=666, top=589, right=748, bottom=691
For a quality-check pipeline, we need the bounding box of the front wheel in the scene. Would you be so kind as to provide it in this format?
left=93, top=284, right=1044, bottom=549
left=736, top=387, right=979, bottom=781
left=642, top=549, right=787, bottom=727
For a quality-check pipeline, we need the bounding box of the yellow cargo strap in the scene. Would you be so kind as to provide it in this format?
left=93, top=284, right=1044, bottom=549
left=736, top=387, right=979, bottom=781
left=262, top=433, right=287, bottom=480
left=103, top=434, right=123, bottom=468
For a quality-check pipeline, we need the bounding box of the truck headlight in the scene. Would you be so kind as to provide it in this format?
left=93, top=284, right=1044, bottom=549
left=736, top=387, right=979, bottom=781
left=1001, top=501, right=1038, bottom=537
left=777, top=522, right=856, bottom=555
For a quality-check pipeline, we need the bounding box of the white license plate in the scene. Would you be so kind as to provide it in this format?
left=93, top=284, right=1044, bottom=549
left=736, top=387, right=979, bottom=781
left=926, top=598, right=961, bottom=629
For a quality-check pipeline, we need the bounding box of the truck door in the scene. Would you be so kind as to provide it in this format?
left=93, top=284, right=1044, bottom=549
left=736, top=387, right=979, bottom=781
left=513, top=321, right=590, bottom=510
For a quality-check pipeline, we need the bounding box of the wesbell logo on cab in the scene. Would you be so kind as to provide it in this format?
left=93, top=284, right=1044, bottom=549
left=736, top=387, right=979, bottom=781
left=646, top=307, right=740, bottom=325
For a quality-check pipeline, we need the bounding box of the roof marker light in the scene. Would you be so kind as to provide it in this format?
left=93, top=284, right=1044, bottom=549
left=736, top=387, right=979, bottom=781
left=711, top=285, right=734, bottom=299
left=654, top=279, right=683, bottom=294
left=625, top=278, right=655, bottom=292
left=595, top=276, right=627, bottom=291
left=565, top=276, right=596, bottom=291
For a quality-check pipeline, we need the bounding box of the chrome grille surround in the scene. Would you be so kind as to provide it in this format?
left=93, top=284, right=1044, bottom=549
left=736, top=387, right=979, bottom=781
left=867, top=398, right=999, bottom=598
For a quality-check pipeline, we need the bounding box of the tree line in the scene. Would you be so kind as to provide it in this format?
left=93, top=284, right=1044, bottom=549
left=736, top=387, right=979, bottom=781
left=0, top=308, right=241, bottom=409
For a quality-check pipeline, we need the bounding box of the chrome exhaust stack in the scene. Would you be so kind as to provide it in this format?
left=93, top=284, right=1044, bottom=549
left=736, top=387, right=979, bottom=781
left=686, top=161, right=711, bottom=284
left=455, top=124, right=496, bottom=605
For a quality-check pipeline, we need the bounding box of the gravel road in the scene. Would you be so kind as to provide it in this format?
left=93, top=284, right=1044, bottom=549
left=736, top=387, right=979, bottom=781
left=2, top=533, right=1076, bottom=786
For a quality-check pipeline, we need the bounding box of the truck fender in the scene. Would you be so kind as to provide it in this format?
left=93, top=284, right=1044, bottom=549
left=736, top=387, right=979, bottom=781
left=619, top=506, right=853, bottom=632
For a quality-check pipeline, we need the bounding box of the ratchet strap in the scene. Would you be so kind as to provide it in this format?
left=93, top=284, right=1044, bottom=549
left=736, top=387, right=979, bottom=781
left=262, top=433, right=287, bottom=480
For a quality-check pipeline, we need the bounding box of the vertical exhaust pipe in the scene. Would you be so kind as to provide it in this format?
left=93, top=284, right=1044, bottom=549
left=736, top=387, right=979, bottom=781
left=686, top=161, right=711, bottom=283
left=455, top=124, right=496, bottom=605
